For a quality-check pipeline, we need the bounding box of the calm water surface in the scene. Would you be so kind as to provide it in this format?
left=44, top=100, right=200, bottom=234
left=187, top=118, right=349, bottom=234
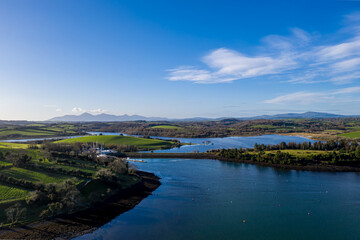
left=88, top=132, right=317, bottom=153
left=76, top=135, right=360, bottom=240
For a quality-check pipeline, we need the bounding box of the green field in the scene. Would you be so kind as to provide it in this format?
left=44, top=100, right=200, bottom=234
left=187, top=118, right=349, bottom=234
left=0, top=142, right=29, bottom=149
left=250, top=125, right=278, bottom=129
left=0, top=160, right=13, bottom=167
left=0, top=167, right=70, bottom=183
left=58, top=135, right=176, bottom=150
left=0, top=183, right=30, bottom=203
left=150, top=125, right=182, bottom=129
left=340, top=131, right=360, bottom=138
left=245, top=149, right=329, bottom=157
left=268, top=149, right=328, bottom=156
left=0, top=124, right=81, bottom=140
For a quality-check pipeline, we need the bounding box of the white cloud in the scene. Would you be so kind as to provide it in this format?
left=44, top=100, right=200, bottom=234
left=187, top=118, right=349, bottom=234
left=167, top=12, right=360, bottom=84
left=203, top=48, right=296, bottom=78
left=167, top=66, right=223, bottom=83
left=317, top=37, right=360, bottom=61
left=331, top=58, right=360, bottom=73
left=55, top=108, right=62, bottom=112
left=264, top=92, right=329, bottom=105
left=88, top=108, right=106, bottom=114
left=71, top=107, right=106, bottom=114
left=329, top=73, right=360, bottom=84
left=265, top=86, right=360, bottom=104
left=332, top=86, right=360, bottom=94
left=72, top=107, right=86, bottom=113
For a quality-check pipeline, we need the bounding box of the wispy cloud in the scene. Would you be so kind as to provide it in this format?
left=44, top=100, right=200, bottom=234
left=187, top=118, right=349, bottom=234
left=265, top=86, right=360, bottom=104
left=72, top=107, right=106, bottom=114
left=88, top=108, right=107, bottom=114
left=167, top=13, right=360, bottom=85
left=72, top=107, right=85, bottom=113
left=264, top=92, right=331, bottom=104
left=332, top=86, right=360, bottom=94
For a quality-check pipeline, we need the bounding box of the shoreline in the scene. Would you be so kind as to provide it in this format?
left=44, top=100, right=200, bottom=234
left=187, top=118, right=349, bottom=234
left=0, top=170, right=161, bottom=240
left=125, top=152, right=360, bottom=172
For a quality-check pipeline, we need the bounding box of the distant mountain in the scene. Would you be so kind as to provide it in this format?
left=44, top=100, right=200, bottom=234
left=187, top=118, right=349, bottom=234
left=48, top=111, right=359, bottom=122
left=241, top=111, right=354, bottom=120
left=48, top=113, right=169, bottom=122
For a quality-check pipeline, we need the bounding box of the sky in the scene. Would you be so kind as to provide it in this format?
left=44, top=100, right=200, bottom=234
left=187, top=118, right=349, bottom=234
left=1, top=0, right=360, bottom=120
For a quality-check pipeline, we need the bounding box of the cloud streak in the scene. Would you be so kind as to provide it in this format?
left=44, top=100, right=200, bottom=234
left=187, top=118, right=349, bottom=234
left=167, top=13, right=360, bottom=85
left=72, top=107, right=107, bottom=114
left=264, top=86, right=360, bottom=104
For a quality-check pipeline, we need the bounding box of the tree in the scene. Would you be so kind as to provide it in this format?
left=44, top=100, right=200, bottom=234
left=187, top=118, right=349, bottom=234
left=96, top=168, right=116, bottom=183
left=7, top=153, right=32, bottom=167
left=355, top=146, right=360, bottom=159
left=109, top=159, right=128, bottom=174
left=5, top=203, right=26, bottom=225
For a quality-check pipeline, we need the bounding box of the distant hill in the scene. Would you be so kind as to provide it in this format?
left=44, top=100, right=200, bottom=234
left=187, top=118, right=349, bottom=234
left=48, top=113, right=169, bottom=122
left=241, top=111, right=354, bottom=120
left=48, top=111, right=359, bottom=122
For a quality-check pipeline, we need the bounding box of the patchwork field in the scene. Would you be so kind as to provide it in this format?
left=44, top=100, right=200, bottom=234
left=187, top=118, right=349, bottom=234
left=0, top=124, right=83, bottom=140
left=0, top=167, right=70, bottom=184
left=0, top=183, right=30, bottom=203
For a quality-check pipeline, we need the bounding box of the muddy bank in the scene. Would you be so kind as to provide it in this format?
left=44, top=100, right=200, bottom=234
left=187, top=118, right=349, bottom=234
left=0, top=171, right=161, bottom=240
left=126, top=152, right=360, bottom=172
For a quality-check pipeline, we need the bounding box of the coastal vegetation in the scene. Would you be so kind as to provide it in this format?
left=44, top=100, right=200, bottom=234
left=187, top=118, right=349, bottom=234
left=0, top=141, right=141, bottom=227
left=125, top=140, right=360, bottom=171
left=211, top=140, right=360, bottom=169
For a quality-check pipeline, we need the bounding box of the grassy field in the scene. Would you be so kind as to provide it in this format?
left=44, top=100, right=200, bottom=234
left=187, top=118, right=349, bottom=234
left=340, top=131, right=360, bottom=138
left=0, top=183, right=30, bottom=203
left=0, top=142, right=29, bottom=149
left=250, top=125, right=278, bottom=129
left=0, top=167, right=70, bottom=183
left=150, top=125, right=182, bottom=129
left=267, top=149, right=329, bottom=156
left=0, top=124, right=82, bottom=140
left=0, top=160, right=13, bottom=167
left=58, top=135, right=176, bottom=150
left=244, top=149, right=329, bottom=157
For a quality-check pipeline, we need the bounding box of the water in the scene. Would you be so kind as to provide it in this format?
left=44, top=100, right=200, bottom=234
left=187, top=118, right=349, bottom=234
left=147, top=134, right=317, bottom=153
left=86, top=132, right=317, bottom=153
left=75, top=136, right=360, bottom=240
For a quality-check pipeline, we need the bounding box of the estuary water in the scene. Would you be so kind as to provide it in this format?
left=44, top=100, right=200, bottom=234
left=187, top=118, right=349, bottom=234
left=76, top=135, right=360, bottom=240
left=87, top=132, right=317, bottom=153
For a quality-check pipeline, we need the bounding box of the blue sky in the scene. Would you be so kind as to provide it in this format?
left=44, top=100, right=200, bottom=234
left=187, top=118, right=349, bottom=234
left=1, top=0, right=360, bottom=120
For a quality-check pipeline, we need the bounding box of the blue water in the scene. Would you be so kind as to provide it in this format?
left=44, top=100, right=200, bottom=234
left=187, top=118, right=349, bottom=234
left=76, top=135, right=360, bottom=240
left=87, top=132, right=317, bottom=153
left=148, top=134, right=317, bottom=153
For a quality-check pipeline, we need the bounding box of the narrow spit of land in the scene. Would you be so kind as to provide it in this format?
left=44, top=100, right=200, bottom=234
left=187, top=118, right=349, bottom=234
left=0, top=171, right=161, bottom=240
